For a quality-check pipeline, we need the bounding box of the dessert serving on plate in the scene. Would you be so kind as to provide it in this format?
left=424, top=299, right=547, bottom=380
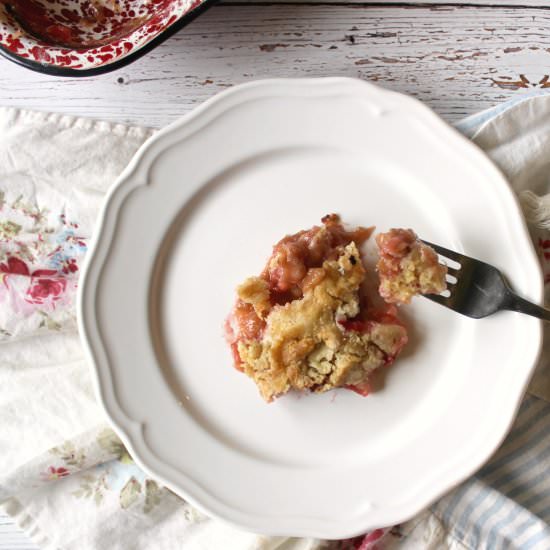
left=225, top=215, right=447, bottom=402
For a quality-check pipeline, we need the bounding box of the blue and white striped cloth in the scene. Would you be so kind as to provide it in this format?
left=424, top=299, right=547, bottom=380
left=434, top=395, right=550, bottom=550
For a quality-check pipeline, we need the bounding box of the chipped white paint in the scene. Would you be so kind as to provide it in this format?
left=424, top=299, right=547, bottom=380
left=1, top=1, right=549, bottom=548
left=2, top=4, right=550, bottom=127
left=241, top=0, right=550, bottom=4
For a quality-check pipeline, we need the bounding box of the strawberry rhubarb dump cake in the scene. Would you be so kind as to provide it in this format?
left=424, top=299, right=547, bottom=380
left=225, top=215, right=447, bottom=402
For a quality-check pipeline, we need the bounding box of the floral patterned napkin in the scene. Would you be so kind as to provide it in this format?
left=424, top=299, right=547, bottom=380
left=0, top=98, right=549, bottom=550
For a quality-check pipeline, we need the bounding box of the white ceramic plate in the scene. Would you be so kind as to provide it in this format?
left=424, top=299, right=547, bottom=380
left=78, top=78, right=543, bottom=539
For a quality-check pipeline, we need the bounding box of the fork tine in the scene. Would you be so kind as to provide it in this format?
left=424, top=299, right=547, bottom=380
left=421, top=240, right=464, bottom=264
left=445, top=274, right=457, bottom=285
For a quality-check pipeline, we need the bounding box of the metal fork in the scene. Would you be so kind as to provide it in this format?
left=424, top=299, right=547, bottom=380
left=421, top=240, right=550, bottom=321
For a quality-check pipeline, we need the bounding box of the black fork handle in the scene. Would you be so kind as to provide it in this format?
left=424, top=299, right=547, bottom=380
left=505, top=292, right=550, bottom=321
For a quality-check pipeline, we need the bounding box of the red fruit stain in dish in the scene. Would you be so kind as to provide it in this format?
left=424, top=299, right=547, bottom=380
left=47, top=24, right=75, bottom=44
left=4, top=0, right=172, bottom=49
left=60, top=8, right=80, bottom=23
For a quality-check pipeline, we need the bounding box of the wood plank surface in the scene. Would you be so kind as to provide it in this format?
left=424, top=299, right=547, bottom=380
left=235, top=0, right=550, bottom=5
left=2, top=4, right=550, bottom=127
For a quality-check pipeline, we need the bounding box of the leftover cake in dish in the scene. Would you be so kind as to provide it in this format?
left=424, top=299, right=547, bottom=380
left=225, top=216, right=446, bottom=402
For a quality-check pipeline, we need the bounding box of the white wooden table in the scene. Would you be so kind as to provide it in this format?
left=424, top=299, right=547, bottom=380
left=1, top=0, right=549, bottom=547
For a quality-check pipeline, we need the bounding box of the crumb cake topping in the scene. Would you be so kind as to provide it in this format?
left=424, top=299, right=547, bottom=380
left=226, top=215, right=408, bottom=402
left=236, top=243, right=407, bottom=401
left=376, top=228, right=447, bottom=305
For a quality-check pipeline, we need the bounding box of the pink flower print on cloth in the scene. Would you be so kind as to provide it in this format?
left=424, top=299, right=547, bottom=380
left=0, top=190, right=88, bottom=340
left=41, top=466, right=71, bottom=482
left=1, top=256, right=67, bottom=305
left=0, top=255, right=75, bottom=322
